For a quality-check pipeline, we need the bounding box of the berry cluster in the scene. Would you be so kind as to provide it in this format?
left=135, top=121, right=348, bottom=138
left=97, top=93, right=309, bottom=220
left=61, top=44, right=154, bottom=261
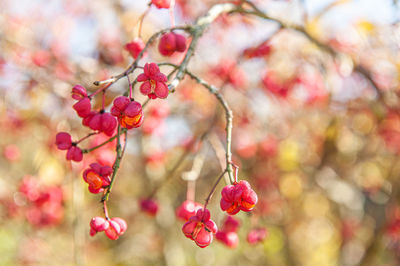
left=182, top=208, right=218, bottom=248
left=90, top=216, right=127, bottom=240
left=158, top=32, right=187, bottom=56
left=220, top=180, right=258, bottom=215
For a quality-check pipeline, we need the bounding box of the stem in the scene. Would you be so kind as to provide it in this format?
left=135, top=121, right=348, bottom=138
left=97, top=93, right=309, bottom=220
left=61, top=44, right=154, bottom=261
left=159, top=63, right=235, bottom=183
left=89, top=82, right=112, bottom=97
left=187, top=180, right=195, bottom=202
left=127, top=74, right=133, bottom=99
left=103, top=200, right=110, bottom=220
left=102, top=125, right=123, bottom=202
left=75, top=132, right=99, bottom=144
left=203, top=170, right=227, bottom=210
left=101, top=89, right=105, bottom=110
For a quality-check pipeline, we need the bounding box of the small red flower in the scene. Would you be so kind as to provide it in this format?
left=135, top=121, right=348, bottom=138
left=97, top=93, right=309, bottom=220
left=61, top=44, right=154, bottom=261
left=182, top=208, right=217, bottom=248
left=152, top=0, right=170, bottom=9
left=158, top=32, right=187, bottom=56
left=71, top=85, right=88, bottom=100
left=247, top=228, right=267, bottom=244
left=137, top=63, right=169, bottom=99
left=220, top=180, right=258, bottom=215
left=66, top=146, right=83, bottom=162
left=176, top=200, right=203, bottom=221
left=139, top=198, right=159, bottom=216
left=84, top=111, right=117, bottom=136
left=82, top=163, right=112, bottom=194
left=111, top=96, right=144, bottom=129
left=124, top=38, right=146, bottom=59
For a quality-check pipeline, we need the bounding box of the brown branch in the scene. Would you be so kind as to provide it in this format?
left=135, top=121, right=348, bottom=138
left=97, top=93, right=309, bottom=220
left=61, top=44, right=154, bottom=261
left=159, top=62, right=235, bottom=184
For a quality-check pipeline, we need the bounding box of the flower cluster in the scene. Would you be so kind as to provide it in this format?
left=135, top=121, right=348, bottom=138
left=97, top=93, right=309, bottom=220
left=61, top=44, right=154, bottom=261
left=182, top=208, right=217, bottom=248
left=220, top=180, right=258, bottom=215
left=90, top=216, right=127, bottom=240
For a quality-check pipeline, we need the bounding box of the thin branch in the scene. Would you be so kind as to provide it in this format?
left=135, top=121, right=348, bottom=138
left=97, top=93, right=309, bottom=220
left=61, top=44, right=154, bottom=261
left=160, top=62, right=235, bottom=183
left=102, top=124, right=123, bottom=202
left=203, top=170, right=227, bottom=210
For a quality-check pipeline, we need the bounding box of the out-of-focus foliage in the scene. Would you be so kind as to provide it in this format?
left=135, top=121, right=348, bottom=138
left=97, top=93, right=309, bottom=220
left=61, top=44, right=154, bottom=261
left=2, top=0, right=400, bottom=265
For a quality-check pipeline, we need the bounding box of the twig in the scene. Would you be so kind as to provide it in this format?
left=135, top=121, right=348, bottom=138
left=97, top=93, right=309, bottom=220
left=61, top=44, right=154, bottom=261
left=203, top=170, right=227, bottom=210
left=102, top=124, right=123, bottom=202
left=159, top=62, right=235, bottom=183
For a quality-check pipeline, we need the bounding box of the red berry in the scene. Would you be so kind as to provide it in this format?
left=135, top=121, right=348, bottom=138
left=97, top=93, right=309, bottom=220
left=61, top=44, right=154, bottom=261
left=66, top=146, right=83, bottom=162
left=82, top=163, right=112, bottom=194
left=182, top=208, right=217, bottom=248
left=247, top=228, right=267, bottom=244
left=90, top=217, right=110, bottom=235
left=216, top=231, right=239, bottom=248
left=158, top=33, right=187, bottom=56
left=176, top=200, right=203, bottom=221
left=220, top=180, right=258, bottom=215
left=124, top=38, right=146, bottom=59
left=105, top=220, right=121, bottom=240
left=71, top=85, right=87, bottom=100
left=139, top=198, right=159, bottom=216
left=55, top=132, right=72, bottom=150
left=73, top=97, right=92, bottom=118
left=111, top=96, right=144, bottom=129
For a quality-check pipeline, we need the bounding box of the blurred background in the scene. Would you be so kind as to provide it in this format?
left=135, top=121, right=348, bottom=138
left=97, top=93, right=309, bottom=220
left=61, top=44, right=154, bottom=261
left=1, top=0, right=400, bottom=265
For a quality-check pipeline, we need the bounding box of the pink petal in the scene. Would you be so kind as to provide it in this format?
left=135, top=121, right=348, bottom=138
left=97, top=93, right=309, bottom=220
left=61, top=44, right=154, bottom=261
left=55, top=132, right=72, bottom=150
left=154, top=81, right=169, bottom=99
left=113, top=96, right=130, bottom=111
left=136, top=73, right=148, bottom=82
left=140, top=81, right=152, bottom=95
left=154, top=72, right=168, bottom=82
left=147, top=63, right=160, bottom=77
left=124, top=101, right=142, bottom=117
